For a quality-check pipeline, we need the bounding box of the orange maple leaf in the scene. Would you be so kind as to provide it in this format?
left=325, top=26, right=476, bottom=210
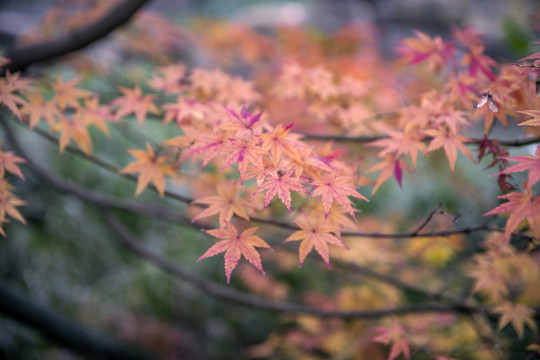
left=0, top=143, right=26, bottom=179
left=0, top=179, right=26, bottom=236
left=369, top=128, right=426, bottom=169
left=424, top=126, right=475, bottom=172
left=120, top=143, right=175, bottom=196
left=373, top=319, right=411, bottom=360
left=517, top=110, right=540, bottom=127
left=260, top=123, right=303, bottom=166
left=52, top=76, right=92, bottom=109
left=111, top=86, right=160, bottom=126
left=311, top=173, right=368, bottom=221
left=284, top=212, right=348, bottom=268
left=254, top=171, right=309, bottom=212
left=492, top=302, right=538, bottom=339
left=484, top=186, right=540, bottom=243
left=191, top=182, right=259, bottom=226
left=54, top=114, right=93, bottom=155
left=499, top=146, right=540, bottom=191
left=198, top=222, right=271, bottom=283
left=366, top=154, right=409, bottom=195
left=0, top=75, right=26, bottom=119
left=20, top=90, right=59, bottom=129
left=74, top=95, right=113, bottom=136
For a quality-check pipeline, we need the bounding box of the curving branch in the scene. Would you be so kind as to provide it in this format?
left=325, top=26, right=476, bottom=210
left=104, top=209, right=481, bottom=318
left=2, top=0, right=151, bottom=74
left=0, top=282, right=153, bottom=359
left=300, top=132, right=540, bottom=147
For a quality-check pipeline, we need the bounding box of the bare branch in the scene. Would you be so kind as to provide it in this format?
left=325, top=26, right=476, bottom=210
left=2, top=0, right=151, bottom=74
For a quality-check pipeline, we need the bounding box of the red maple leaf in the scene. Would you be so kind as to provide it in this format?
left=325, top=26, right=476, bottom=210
left=460, top=45, right=497, bottom=81
left=253, top=171, right=309, bottom=212
left=221, top=138, right=264, bottom=183
left=484, top=186, right=540, bottom=243
left=499, top=146, right=540, bottom=191
left=311, top=173, right=368, bottom=221
left=198, top=222, right=271, bottom=283
left=284, top=212, right=348, bottom=268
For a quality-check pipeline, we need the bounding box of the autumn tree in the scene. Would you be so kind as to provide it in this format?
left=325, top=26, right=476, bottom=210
left=1, top=1, right=540, bottom=359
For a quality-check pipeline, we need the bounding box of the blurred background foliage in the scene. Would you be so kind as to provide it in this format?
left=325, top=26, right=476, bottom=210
left=0, top=0, right=539, bottom=359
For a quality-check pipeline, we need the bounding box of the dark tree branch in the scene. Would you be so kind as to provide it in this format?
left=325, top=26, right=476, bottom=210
left=300, top=132, right=540, bottom=147
left=2, top=0, right=151, bottom=74
left=104, top=210, right=480, bottom=318
left=0, top=282, right=153, bottom=359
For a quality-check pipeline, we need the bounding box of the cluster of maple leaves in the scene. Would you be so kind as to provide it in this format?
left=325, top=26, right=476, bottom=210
left=2, top=6, right=540, bottom=358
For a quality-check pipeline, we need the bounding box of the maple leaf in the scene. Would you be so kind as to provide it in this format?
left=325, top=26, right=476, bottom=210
left=499, top=146, right=540, bottom=191
left=220, top=106, right=263, bottom=138
left=260, top=123, right=303, bottom=166
left=198, top=222, right=271, bottom=283
left=19, top=90, right=59, bottom=129
left=0, top=179, right=26, bottom=237
left=0, top=75, right=26, bottom=119
left=517, top=110, right=540, bottom=127
left=484, top=186, right=540, bottom=242
left=0, top=143, right=26, bottom=179
left=492, top=302, right=538, bottom=339
left=373, top=319, right=411, bottom=360
left=162, top=98, right=206, bottom=126
left=396, top=30, right=454, bottom=72
left=311, top=173, right=368, bottom=221
left=191, top=182, right=259, bottom=226
left=54, top=114, right=93, bottom=155
left=148, top=63, right=186, bottom=93
left=111, top=86, right=160, bottom=126
left=74, top=95, right=113, bottom=136
left=284, top=212, right=348, bottom=268
left=253, top=171, right=309, bottom=212
left=446, top=73, right=480, bottom=109
left=52, top=76, right=92, bottom=109
left=369, top=128, right=426, bottom=169
left=424, top=126, right=475, bottom=172
left=119, top=143, right=175, bottom=196
left=220, top=138, right=264, bottom=183
left=460, top=45, right=497, bottom=81
left=180, top=129, right=229, bottom=169
left=366, top=155, right=409, bottom=195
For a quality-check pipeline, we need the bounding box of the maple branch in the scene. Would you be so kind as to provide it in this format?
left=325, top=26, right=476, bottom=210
left=410, top=203, right=443, bottom=235
left=300, top=132, right=540, bottom=147
left=2, top=0, right=151, bottom=74
left=103, top=209, right=480, bottom=318
left=0, top=282, right=153, bottom=360
left=11, top=119, right=505, bottom=241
